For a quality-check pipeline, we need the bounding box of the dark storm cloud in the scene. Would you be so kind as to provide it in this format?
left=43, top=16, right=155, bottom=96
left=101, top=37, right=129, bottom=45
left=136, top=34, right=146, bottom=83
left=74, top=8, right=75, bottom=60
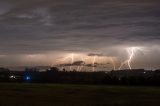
left=72, top=61, right=85, bottom=65
left=88, top=53, right=105, bottom=57
left=0, top=0, right=159, bottom=56
left=59, top=60, right=85, bottom=67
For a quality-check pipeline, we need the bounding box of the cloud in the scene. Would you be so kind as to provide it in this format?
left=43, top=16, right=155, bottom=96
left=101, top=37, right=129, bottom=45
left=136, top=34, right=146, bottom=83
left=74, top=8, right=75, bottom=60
left=88, top=53, right=105, bottom=57
left=72, top=61, right=85, bottom=65
left=0, top=0, right=159, bottom=68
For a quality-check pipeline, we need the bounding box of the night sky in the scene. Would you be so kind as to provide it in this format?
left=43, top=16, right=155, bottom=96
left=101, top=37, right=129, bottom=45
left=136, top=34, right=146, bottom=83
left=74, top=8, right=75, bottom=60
left=0, top=0, right=160, bottom=70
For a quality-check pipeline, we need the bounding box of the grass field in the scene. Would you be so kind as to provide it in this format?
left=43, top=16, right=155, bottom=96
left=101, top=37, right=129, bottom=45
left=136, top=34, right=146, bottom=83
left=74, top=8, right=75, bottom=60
left=0, top=83, right=160, bottom=106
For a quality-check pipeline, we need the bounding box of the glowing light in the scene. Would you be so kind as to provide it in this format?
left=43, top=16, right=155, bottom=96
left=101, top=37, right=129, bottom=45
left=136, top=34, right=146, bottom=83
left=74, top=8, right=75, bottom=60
left=25, top=76, right=31, bottom=80
left=9, top=75, right=16, bottom=79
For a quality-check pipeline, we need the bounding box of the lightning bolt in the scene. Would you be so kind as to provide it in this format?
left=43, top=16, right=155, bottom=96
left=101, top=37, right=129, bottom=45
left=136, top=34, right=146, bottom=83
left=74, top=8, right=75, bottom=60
left=76, top=66, right=81, bottom=71
left=55, top=56, right=71, bottom=71
left=118, top=60, right=127, bottom=70
left=75, top=55, right=84, bottom=72
left=119, top=47, right=142, bottom=70
left=56, top=53, right=75, bottom=71
left=69, top=53, right=74, bottom=71
left=92, top=56, right=97, bottom=72
left=127, top=47, right=135, bottom=69
left=78, top=55, right=90, bottom=71
left=110, top=57, right=116, bottom=70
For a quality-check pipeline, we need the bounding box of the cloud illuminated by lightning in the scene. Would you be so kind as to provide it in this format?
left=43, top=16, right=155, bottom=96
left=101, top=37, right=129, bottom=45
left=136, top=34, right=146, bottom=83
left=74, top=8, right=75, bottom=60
left=55, top=47, right=144, bottom=72
left=55, top=53, right=75, bottom=71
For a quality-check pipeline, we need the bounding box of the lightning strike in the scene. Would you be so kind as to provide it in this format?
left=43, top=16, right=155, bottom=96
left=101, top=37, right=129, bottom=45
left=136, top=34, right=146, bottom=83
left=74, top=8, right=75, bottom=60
left=79, top=55, right=90, bottom=71
left=118, top=60, right=128, bottom=70
left=56, top=53, right=75, bottom=71
left=92, top=56, right=97, bottom=72
left=119, top=47, right=143, bottom=70
left=127, top=47, right=135, bottom=69
left=110, top=57, right=116, bottom=70
left=69, top=53, right=74, bottom=71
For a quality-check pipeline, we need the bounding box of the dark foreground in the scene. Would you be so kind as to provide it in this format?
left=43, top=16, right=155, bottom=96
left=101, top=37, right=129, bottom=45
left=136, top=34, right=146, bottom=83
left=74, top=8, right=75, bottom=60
left=0, top=83, right=160, bottom=106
